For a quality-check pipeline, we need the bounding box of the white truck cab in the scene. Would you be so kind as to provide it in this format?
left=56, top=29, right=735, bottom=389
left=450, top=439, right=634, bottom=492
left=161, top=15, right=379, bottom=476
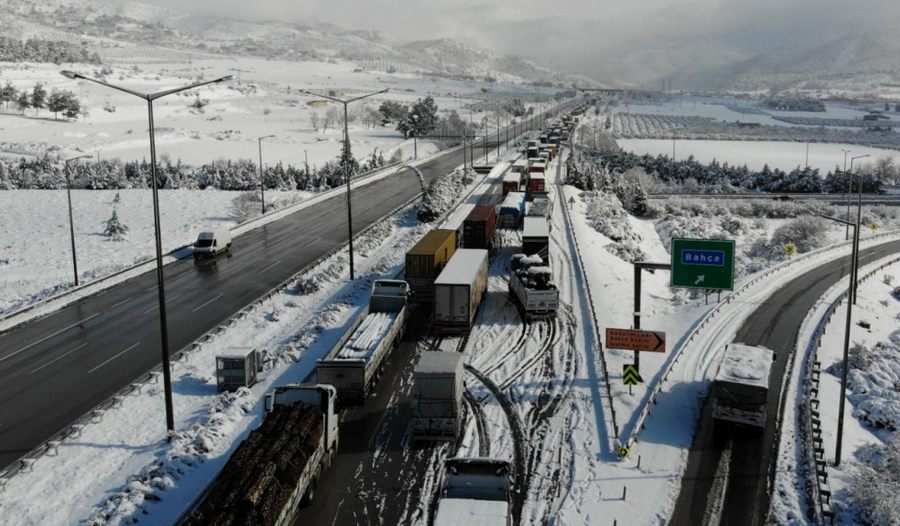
left=193, top=229, right=232, bottom=258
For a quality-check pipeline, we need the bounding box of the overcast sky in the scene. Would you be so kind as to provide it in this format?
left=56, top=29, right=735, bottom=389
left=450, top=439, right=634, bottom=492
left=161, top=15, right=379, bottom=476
left=143, top=0, right=900, bottom=82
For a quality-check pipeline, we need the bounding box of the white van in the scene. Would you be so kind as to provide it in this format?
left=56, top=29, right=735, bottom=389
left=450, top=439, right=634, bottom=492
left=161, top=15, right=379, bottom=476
left=193, top=229, right=232, bottom=258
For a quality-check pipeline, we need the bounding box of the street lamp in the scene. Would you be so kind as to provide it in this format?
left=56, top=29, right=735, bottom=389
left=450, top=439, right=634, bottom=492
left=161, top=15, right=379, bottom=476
left=60, top=70, right=233, bottom=434
left=299, top=87, right=389, bottom=281
left=63, top=154, right=92, bottom=286
left=849, top=154, right=869, bottom=305
left=818, top=213, right=858, bottom=467
left=257, top=135, right=275, bottom=215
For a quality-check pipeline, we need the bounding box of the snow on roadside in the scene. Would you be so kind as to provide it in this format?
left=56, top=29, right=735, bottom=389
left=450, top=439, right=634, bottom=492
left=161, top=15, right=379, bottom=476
left=0, top=149, right=495, bottom=525
left=773, top=258, right=900, bottom=525
left=0, top=189, right=311, bottom=315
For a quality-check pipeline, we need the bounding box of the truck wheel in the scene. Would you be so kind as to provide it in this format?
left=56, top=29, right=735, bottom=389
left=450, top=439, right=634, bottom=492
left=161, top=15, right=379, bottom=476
left=301, top=478, right=317, bottom=507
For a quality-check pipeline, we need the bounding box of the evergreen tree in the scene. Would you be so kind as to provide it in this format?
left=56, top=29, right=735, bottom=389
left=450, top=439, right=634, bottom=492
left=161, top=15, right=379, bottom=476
left=102, top=209, right=129, bottom=241
left=397, top=96, right=438, bottom=138
left=0, top=82, right=16, bottom=111
left=15, top=91, right=30, bottom=114
left=31, top=83, right=46, bottom=115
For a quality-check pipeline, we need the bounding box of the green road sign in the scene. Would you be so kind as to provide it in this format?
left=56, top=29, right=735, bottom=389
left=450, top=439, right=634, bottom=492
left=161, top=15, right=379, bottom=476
left=670, top=238, right=735, bottom=291
left=623, top=364, right=642, bottom=386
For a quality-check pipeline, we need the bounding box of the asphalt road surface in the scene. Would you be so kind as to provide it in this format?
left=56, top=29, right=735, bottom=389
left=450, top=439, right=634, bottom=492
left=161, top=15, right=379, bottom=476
left=295, top=154, right=507, bottom=526
left=0, top=125, right=526, bottom=469
left=670, top=238, right=900, bottom=526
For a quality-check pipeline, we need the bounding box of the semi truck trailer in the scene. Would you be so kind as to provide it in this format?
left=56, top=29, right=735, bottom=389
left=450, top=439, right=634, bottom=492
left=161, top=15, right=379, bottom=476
left=711, top=343, right=774, bottom=428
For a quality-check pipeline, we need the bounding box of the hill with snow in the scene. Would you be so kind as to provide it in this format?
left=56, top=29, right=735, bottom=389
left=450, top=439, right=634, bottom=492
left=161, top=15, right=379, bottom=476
left=0, top=0, right=586, bottom=87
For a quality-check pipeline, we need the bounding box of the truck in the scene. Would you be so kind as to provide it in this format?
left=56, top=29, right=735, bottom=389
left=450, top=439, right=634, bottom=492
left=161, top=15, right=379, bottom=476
left=710, top=343, right=775, bottom=428
left=193, top=228, right=232, bottom=258
left=434, top=249, right=489, bottom=333
left=501, top=171, right=521, bottom=197
left=525, top=196, right=551, bottom=218
left=509, top=254, right=558, bottom=318
left=317, top=280, right=409, bottom=405
left=433, top=458, right=512, bottom=526
left=411, top=351, right=464, bottom=441
left=527, top=172, right=546, bottom=197
left=522, top=216, right=550, bottom=259
left=462, top=205, right=497, bottom=250
left=406, top=229, right=457, bottom=298
left=182, top=385, right=339, bottom=526
left=498, top=191, right=526, bottom=228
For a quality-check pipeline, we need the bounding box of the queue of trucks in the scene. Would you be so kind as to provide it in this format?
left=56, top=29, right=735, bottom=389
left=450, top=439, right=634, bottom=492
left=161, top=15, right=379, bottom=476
left=185, top=104, right=587, bottom=526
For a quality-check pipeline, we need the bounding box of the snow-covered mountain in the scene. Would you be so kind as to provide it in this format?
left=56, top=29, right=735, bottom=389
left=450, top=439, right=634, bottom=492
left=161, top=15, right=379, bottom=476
left=670, top=30, right=900, bottom=93
left=0, top=0, right=589, bottom=86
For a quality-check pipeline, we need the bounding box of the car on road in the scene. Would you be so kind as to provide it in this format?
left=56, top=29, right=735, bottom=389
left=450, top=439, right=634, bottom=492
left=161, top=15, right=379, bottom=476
left=193, top=229, right=232, bottom=258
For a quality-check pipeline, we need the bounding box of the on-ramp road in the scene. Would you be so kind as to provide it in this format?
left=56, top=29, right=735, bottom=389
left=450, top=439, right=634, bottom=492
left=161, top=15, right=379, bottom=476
left=671, top=238, right=900, bottom=525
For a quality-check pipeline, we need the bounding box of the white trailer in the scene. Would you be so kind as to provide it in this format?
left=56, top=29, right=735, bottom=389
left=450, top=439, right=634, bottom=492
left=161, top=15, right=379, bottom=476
left=434, top=249, right=489, bottom=333
left=411, top=351, right=464, bottom=441
left=317, top=280, right=409, bottom=405
left=509, top=254, right=558, bottom=319
left=433, top=458, right=512, bottom=526
left=711, top=343, right=774, bottom=428
left=181, top=385, right=339, bottom=526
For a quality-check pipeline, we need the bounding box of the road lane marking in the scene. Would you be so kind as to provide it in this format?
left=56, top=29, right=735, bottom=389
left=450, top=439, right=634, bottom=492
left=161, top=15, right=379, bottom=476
left=142, top=294, right=181, bottom=314
left=29, top=343, right=87, bottom=374
left=259, top=260, right=281, bottom=274
left=191, top=293, right=223, bottom=313
left=1, top=313, right=100, bottom=364
left=88, top=342, right=139, bottom=374
left=110, top=297, right=133, bottom=310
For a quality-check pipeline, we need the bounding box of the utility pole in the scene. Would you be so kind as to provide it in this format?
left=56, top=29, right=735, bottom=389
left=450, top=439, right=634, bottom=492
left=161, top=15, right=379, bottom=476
left=258, top=135, right=275, bottom=215
left=300, top=88, right=389, bottom=281
left=849, top=154, right=869, bottom=304
left=61, top=70, right=233, bottom=433
left=842, top=149, right=851, bottom=240
left=64, top=155, right=92, bottom=286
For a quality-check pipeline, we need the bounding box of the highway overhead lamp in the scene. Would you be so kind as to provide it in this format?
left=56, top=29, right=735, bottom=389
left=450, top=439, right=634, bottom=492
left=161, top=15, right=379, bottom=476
left=849, top=154, right=870, bottom=305
left=817, top=213, right=857, bottom=467
left=298, top=87, right=390, bottom=281
left=59, top=70, right=233, bottom=434
left=63, top=154, right=93, bottom=287
left=258, top=135, right=276, bottom=215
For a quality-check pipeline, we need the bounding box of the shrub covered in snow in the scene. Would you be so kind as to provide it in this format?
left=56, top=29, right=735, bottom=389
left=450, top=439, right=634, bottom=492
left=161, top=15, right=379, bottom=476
left=102, top=209, right=129, bottom=241
left=581, top=190, right=648, bottom=262
left=769, top=216, right=828, bottom=253
left=417, top=168, right=471, bottom=222
left=849, top=437, right=900, bottom=525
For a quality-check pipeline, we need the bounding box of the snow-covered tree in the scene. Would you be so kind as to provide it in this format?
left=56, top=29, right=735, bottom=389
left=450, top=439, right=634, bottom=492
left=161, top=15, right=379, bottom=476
left=31, top=83, right=46, bottom=115
left=397, top=96, right=438, bottom=138
left=15, top=91, right=30, bottom=114
left=102, top=209, right=129, bottom=241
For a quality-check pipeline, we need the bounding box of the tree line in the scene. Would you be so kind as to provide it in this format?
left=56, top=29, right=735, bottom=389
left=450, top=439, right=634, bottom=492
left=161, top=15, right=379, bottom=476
left=0, top=81, right=82, bottom=120
left=0, top=36, right=102, bottom=64
left=589, top=150, right=888, bottom=194
left=0, top=148, right=392, bottom=191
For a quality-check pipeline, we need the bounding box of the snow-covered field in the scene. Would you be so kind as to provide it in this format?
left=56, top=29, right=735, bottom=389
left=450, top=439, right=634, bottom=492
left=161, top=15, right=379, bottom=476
left=0, top=57, right=543, bottom=169
left=618, top=139, right=896, bottom=173
left=0, top=189, right=312, bottom=315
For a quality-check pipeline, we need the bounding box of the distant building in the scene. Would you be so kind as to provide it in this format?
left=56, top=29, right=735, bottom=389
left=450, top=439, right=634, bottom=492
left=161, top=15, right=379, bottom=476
left=863, top=113, right=889, bottom=121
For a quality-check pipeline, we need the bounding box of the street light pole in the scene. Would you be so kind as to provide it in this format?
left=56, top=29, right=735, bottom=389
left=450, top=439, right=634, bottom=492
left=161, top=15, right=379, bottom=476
left=819, top=214, right=857, bottom=467
left=300, top=88, right=389, bottom=281
left=61, top=70, right=233, bottom=434
left=258, top=135, right=275, bottom=215
left=64, top=155, right=92, bottom=286
left=850, top=154, right=869, bottom=305
left=842, top=149, right=851, bottom=240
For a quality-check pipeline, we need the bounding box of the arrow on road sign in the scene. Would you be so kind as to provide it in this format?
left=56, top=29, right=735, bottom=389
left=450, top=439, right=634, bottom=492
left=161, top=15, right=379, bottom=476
left=606, top=328, right=666, bottom=353
left=695, top=275, right=705, bottom=285
left=623, top=364, right=642, bottom=386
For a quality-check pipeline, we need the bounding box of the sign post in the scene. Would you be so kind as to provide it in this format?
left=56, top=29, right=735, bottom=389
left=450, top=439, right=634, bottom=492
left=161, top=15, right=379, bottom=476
left=670, top=238, right=735, bottom=291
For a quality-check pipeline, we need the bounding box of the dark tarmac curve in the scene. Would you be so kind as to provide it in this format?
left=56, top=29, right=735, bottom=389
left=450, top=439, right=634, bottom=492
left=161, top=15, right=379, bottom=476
left=0, top=127, right=524, bottom=469
left=670, top=238, right=900, bottom=526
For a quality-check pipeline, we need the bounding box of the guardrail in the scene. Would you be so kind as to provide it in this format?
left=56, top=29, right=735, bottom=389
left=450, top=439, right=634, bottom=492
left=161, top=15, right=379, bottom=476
left=798, top=254, right=900, bottom=524
left=620, top=229, right=900, bottom=451
left=0, top=131, right=514, bottom=484
left=555, top=145, right=620, bottom=443
left=0, top=160, right=409, bottom=331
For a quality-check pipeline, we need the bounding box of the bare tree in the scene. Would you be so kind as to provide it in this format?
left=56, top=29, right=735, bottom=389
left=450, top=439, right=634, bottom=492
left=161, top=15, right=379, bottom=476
left=323, top=105, right=340, bottom=132
left=309, top=111, right=320, bottom=132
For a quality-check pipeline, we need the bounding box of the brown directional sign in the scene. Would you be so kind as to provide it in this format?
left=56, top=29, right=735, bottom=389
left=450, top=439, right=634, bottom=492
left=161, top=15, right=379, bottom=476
left=606, top=328, right=666, bottom=353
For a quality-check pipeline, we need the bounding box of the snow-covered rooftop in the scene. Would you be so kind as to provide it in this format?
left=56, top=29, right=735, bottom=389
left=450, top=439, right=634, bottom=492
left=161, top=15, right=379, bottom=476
left=523, top=216, right=549, bottom=238
left=715, top=343, right=775, bottom=388
left=434, top=249, right=488, bottom=286
left=433, top=499, right=508, bottom=526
